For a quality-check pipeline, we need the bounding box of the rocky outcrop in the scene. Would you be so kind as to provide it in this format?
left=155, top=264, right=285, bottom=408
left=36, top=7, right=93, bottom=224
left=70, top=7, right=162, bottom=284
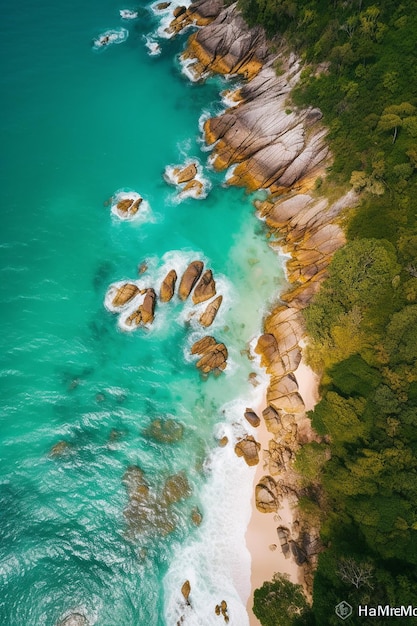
left=192, top=269, right=216, bottom=304
left=160, top=269, right=177, bottom=302
left=191, top=335, right=228, bottom=373
left=234, top=435, right=261, bottom=466
left=182, top=3, right=268, bottom=80
left=204, top=63, right=329, bottom=193
left=199, top=294, right=222, bottom=326
left=178, top=261, right=204, bottom=300
left=112, top=283, right=139, bottom=307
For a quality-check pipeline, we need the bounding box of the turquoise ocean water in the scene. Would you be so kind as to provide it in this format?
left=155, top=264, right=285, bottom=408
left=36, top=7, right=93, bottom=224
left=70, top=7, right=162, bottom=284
left=0, top=1, right=285, bottom=624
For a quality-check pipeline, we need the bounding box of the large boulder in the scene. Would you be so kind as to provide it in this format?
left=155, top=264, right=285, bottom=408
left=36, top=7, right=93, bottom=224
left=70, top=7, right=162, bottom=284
left=112, top=283, right=139, bottom=307
left=192, top=269, right=216, bottom=304
left=199, top=295, right=222, bottom=327
left=255, top=475, right=279, bottom=513
left=181, top=580, right=191, bottom=603
left=160, top=269, right=177, bottom=302
left=244, top=408, right=260, bottom=427
left=140, top=288, right=156, bottom=324
left=262, top=405, right=281, bottom=434
left=178, top=261, right=204, bottom=300
left=234, top=436, right=261, bottom=466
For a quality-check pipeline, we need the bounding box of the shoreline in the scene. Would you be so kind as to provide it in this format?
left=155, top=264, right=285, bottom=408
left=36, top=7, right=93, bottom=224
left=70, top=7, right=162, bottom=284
left=245, top=353, right=320, bottom=625
left=164, top=0, right=359, bottom=621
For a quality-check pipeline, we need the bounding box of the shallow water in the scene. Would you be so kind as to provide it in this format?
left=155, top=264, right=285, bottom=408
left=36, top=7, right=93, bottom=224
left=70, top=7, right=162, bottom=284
left=0, top=0, right=285, bottom=623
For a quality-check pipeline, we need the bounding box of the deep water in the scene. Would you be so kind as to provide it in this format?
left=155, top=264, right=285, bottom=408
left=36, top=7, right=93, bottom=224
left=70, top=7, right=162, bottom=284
left=0, top=1, right=285, bottom=624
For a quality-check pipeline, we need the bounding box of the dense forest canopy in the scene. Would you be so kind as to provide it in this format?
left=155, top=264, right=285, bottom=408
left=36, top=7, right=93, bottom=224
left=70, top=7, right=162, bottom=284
left=245, top=1, right=417, bottom=624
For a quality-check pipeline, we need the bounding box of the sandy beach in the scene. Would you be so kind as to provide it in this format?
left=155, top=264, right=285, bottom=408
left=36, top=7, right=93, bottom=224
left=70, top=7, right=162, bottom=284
left=245, top=353, right=320, bottom=625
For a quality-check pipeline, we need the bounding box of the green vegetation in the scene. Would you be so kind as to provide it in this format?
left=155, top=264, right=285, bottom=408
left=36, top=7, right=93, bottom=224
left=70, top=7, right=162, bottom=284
left=236, top=0, right=417, bottom=623
left=253, top=574, right=312, bottom=626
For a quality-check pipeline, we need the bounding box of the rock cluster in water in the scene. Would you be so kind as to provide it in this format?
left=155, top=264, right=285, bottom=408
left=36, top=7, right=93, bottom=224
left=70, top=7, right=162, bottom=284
left=164, top=161, right=206, bottom=198
left=123, top=465, right=193, bottom=537
left=190, top=336, right=228, bottom=374
left=106, top=259, right=227, bottom=372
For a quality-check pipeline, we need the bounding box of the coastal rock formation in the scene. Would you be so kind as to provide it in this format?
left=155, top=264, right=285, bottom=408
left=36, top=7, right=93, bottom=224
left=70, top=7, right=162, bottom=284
left=192, top=269, right=216, bottom=304
left=178, top=261, right=204, bottom=300
left=203, top=60, right=329, bottom=192
left=160, top=269, right=177, bottom=302
left=244, top=408, right=260, bottom=428
left=191, top=335, right=228, bottom=373
left=199, top=294, right=222, bottom=327
left=166, top=0, right=223, bottom=35
left=112, top=283, right=139, bottom=307
left=182, top=3, right=268, bottom=80
left=234, top=435, right=261, bottom=466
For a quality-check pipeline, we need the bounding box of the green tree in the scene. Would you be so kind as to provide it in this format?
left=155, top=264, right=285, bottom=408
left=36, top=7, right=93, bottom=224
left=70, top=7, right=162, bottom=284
left=253, top=573, right=309, bottom=626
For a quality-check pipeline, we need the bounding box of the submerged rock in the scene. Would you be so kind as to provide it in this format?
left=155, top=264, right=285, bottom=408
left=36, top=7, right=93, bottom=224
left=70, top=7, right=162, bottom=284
left=49, top=440, right=72, bottom=458
left=56, top=614, right=88, bottom=626
left=191, top=506, right=203, bottom=526
left=162, top=472, right=192, bottom=505
left=144, top=418, right=184, bottom=443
